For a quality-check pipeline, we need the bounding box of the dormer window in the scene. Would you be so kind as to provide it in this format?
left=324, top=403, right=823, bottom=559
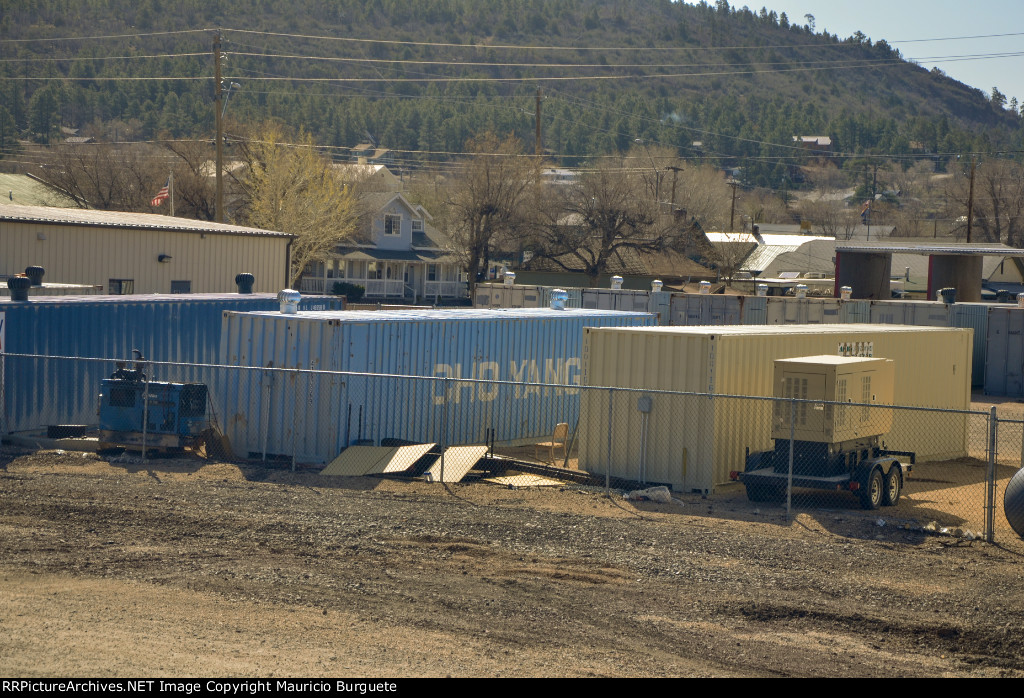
left=384, top=214, right=401, bottom=236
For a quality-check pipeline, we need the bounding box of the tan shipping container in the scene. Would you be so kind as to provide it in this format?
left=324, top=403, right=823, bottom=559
left=579, top=324, right=973, bottom=494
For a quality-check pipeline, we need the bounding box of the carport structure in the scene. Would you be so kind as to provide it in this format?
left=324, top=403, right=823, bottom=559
left=835, top=241, right=1024, bottom=301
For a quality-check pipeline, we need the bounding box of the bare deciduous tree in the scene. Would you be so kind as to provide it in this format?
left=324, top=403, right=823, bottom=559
left=740, top=187, right=790, bottom=226
left=28, top=142, right=164, bottom=211
left=442, top=133, right=540, bottom=290
left=946, top=159, right=1024, bottom=248
left=531, top=155, right=693, bottom=287
left=162, top=138, right=218, bottom=221
left=672, top=163, right=733, bottom=231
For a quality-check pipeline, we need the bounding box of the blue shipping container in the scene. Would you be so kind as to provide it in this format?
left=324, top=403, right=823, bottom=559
left=218, top=308, right=656, bottom=462
left=0, top=293, right=345, bottom=433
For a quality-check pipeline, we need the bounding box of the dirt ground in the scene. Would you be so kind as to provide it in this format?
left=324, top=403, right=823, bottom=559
left=2, top=445, right=1024, bottom=678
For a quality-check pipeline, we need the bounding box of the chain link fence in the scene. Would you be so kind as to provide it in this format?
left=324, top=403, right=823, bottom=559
left=3, top=352, right=1021, bottom=544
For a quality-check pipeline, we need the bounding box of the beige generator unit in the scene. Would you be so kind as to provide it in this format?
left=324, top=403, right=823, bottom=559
left=578, top=324, right=972, bottom=494
left=772, top=356, right=894, bottom=443
left=736, top=356, right=911, bottom=509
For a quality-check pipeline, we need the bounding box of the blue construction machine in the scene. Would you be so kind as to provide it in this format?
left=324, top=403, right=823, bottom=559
left=98, top=351, right=210, bottom=452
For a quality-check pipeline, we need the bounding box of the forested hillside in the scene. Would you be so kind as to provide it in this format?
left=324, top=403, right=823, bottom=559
left=2, top=0, right=1022, bottom=188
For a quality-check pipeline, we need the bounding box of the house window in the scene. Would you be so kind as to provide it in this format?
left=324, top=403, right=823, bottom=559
left=326, top=260, right=345, bottom=279
left=108, top=279, right=134, bottom=295
left=170, top=280, right=192, bottom=294
left=368, top=262, right=382, bottom=279
left=384, top=214, right=401, bottom=236
left=427, top=264, right=437, bottom=282
left=412, top=219, right=423, bottom=233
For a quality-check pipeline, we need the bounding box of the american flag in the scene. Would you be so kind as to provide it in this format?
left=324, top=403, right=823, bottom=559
left=150, top=179, right=170, bottom=207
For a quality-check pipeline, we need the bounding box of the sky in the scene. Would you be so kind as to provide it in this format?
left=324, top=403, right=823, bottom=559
left=691, top=1, right=1024, bottom=106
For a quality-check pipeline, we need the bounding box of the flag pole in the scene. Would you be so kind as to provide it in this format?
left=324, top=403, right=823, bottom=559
left=169, top=170, right=175, bottom=217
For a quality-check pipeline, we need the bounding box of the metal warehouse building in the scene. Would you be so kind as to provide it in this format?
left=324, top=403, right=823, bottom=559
left=0, top=205, right=293, bottom=294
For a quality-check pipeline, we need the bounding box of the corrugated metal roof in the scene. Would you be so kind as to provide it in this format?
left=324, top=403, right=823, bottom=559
left=837, top=240, right=1024, bottom=255
left=0, top=204, right=292, bottom=237
left=706, top=232, right=835, bottom=274
left=0, top=291, right=323, bottom=306
left=232, top=307, right=653, bottom=322
left=591, top=323, right=963, bottom=337
left=0, top=174, right=76, bottom=207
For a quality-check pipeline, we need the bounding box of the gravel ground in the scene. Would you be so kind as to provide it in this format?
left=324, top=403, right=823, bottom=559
left=2, top=447, right=1024, bottom=678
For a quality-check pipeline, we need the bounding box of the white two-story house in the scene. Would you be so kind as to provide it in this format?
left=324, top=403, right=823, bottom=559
left=301, top=191, right=466, bottom=301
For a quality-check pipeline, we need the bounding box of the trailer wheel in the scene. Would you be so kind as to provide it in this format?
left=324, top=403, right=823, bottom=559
left=858, top=468, right=884, bottom=510
left=882, top=465, right=902, bottom=506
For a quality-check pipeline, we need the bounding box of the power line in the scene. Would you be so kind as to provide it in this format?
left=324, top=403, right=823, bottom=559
left=0, top=29, right=211, bottom=44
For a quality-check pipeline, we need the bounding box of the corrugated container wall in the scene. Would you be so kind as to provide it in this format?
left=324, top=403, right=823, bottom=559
left=949, top=303, right=990, bottom=388
left=218, top=308, right=655, bottom=462
left=985, top=307, right=1024, bottom=396
left=670, top=294, right=744, bottom=326
left=580, top=325, right=973, bottom=494
left=765, top=297, right=842, bottom=324
left=0, top=293, right=345, bottom=433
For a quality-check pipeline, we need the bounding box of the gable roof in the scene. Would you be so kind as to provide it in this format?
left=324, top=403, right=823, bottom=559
left=0, top=204, right=292, bottom=238
left=525, top=245, right=714, bottom=279
left=0, top=174, right=76, bottom=207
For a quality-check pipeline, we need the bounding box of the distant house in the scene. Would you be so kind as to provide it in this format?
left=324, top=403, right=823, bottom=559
left=300, top=190, right=464, bottom=302
left=541, top=168, right=577, bottom=186
left=331, top=163, right=403, bottom=193
left=517, top=246, right=715, bottom=290
left=349, top=143, right=394, bottom=166
left=793, top=136, right=834, bottom=155
left=705, top=231, right=837, bottom=280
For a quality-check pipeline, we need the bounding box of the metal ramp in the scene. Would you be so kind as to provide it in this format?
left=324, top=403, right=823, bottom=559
left=321, top=443, right=436, bottom=476
left=422, top=446, right=489, bottom=483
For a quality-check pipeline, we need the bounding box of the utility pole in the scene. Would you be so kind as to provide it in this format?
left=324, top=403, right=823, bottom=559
left=729, top=179, right=739, bottom=231
left=966, top=156, right=976, bottom=243
left=535, top=88, right=542, bottom=157
left=666, top=165, right=682, bottom=209
left=214, top=31, right=224, bottom=224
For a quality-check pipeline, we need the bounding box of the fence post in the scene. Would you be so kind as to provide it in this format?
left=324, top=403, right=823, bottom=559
left=987, top=406, right=997, bottom=543
left=290, top=368, right=298, bottom=472
left=439, top=375, right=449, bottom=483
left=141, top=370, right=149, bottom=463
left=788, top=397, right=795, bottom=520
left=606, top=387, right=614, bottom=494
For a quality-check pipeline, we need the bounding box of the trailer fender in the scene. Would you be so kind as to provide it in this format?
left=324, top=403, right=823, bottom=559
left=855, top=456, right=900, bottom=480
left=745, top=450, right=768, bottom=473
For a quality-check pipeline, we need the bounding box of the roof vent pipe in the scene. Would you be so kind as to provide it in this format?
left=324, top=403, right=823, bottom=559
left=278, top=289, right=301, bottom=314
left=549, top=289, right=568, bottom=310
left=235, top=272, right=255, bottom=294
left=24, top=266, right=44, bottom=286
left=651, top=279, right=664, bottom=293
left=7, top=276, right=31, bottom=301
left=610, top=275, right=623, bottom=290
